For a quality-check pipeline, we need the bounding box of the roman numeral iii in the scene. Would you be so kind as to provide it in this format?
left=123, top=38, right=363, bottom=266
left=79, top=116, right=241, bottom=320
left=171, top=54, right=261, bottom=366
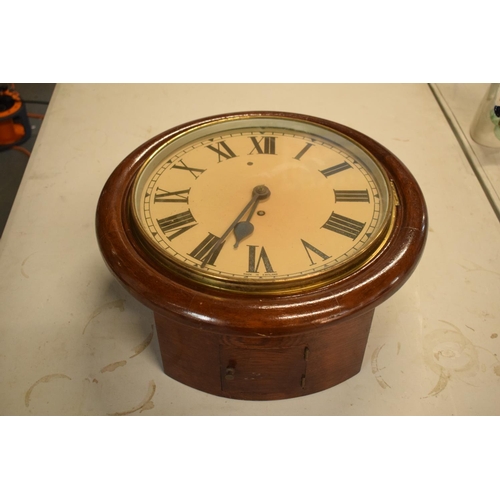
left=322, top=212, right=365, bottom=240
left=334, top=189, right=369, bottom=203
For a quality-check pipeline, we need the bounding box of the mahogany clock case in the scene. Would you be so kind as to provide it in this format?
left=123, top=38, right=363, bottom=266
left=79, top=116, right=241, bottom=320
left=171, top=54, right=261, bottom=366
left=96, top=111, right=428, bottom=400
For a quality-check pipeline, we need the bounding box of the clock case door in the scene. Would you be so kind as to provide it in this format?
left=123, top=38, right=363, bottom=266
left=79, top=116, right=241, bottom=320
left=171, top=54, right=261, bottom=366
left=155, top=309, right=374, bottom=400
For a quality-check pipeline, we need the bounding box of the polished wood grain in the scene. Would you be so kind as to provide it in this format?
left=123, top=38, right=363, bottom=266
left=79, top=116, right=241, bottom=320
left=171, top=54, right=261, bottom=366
left=155, top=309, right=374, bottom=400
left=96, top=111, right=428, bottom=400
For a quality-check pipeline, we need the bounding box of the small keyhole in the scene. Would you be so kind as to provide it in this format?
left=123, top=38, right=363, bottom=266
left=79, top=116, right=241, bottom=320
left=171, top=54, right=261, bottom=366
left=225, top=367, right=235, bottom=381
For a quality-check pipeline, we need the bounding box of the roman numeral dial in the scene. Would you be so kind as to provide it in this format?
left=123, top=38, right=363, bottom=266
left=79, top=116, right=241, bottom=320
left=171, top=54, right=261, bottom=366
left=133, top=120, right=390, bottom=292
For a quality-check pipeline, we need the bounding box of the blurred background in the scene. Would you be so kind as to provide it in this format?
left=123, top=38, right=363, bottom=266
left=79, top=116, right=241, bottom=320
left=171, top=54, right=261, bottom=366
left=0, top=83, right=56, bottom=237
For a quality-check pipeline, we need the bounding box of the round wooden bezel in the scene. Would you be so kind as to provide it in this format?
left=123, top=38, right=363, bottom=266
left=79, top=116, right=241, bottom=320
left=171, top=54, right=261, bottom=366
left=96, top=111, right=428, bottom=339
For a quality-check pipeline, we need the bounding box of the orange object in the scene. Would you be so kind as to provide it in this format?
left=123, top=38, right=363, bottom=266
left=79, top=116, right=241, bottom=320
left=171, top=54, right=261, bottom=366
left=0, top=87, right=31, bottom=149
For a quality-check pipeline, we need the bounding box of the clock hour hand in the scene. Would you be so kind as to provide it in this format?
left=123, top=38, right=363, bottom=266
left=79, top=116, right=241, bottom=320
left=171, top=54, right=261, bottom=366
left=201, top=185, right=270, bottom=268
left=233, top=197, right=259, bottom=248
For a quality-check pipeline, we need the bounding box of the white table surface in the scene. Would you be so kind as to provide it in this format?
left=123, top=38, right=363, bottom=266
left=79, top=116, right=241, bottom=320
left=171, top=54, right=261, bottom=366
left=1, top=83, right=499, bottom=416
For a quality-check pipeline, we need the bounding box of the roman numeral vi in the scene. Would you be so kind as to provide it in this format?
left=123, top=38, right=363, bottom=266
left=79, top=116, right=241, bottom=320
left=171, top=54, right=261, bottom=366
left=247, top=245, right=274, bottom=273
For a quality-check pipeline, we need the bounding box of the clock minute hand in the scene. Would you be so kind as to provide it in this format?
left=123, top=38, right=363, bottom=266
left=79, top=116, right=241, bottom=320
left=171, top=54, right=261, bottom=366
left=232, top=185, right=271, bottom=249
left=200, top=185, right=271, bottom=268
left=200, top=192, right=258, bottom=269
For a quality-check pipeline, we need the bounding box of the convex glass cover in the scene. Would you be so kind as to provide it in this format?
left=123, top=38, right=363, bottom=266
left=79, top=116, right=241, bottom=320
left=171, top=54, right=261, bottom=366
left=130, top=114, right=395, bottom=293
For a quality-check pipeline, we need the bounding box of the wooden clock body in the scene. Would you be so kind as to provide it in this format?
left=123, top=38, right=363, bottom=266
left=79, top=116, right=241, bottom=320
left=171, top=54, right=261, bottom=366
left=96, top=112, right=427, bottom=401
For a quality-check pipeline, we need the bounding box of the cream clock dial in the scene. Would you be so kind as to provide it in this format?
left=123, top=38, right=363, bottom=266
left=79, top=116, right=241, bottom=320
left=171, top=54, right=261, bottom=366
left=131, top=116, right=394, bottom=293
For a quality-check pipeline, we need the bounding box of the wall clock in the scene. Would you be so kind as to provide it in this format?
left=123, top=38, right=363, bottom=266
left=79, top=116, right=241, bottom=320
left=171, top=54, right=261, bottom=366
left=96, top=111, right=427, bottom=400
